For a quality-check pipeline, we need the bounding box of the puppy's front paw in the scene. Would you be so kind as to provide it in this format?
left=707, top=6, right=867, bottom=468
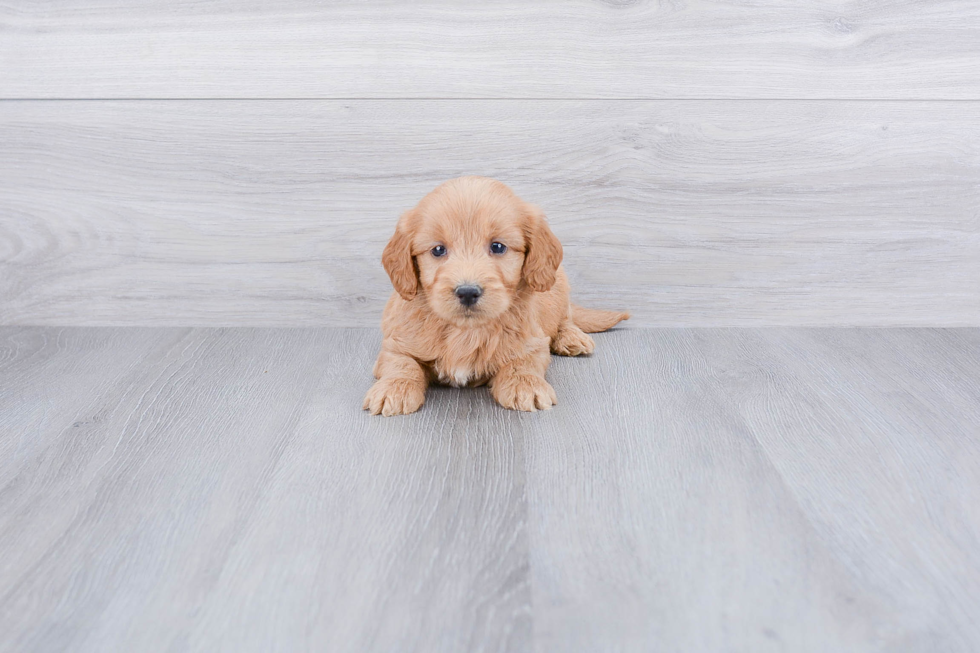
left=363, top=378, right=425, bottom=416
left=491, top=374, right=557, bottom=412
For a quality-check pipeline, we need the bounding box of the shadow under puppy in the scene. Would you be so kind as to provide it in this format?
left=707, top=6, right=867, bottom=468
left=364, top=176, right=629, bottom=416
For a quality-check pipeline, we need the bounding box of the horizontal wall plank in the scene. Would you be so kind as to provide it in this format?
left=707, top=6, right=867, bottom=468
left=1, top=100, right=978, bottom=326
left=1, top=1, right=980, bottom=99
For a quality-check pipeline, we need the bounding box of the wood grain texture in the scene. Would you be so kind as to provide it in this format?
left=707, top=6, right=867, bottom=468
left=1, top=0, right=979, bottom=99
left=0, top=327, right=530, bottom=653
left=527, top=327, right=980, bottom=651
left=0, top=327, right=979, bottom=652
left=2, top=100, right=978, bottom=327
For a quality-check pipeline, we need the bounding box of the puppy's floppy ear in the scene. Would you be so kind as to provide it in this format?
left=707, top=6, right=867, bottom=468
left=382, top=211, right=419, bottom=300
left=521, top=203, right=563, bottom=292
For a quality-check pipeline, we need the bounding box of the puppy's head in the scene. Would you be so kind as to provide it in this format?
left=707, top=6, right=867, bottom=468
left=382, top=177, right=563, bottom=325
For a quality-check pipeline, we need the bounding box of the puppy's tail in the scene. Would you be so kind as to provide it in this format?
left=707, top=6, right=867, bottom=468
left=571, top=304, right=630, bottom=333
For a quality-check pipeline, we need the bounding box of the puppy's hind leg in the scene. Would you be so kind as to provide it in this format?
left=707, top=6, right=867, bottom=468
left=551, top=316, right=595, bottom=357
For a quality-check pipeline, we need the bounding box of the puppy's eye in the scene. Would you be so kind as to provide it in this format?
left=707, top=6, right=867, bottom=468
left=490, top=242, right=507, bottom=255
left=431, top=245, right=447, bottom=258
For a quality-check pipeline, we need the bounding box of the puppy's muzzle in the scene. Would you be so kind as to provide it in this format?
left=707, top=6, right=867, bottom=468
left=454, top=284, right=483, bottom=307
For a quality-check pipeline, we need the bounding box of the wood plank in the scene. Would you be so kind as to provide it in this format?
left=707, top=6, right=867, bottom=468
left=2, top=1, right=980, bottom=99
left=0, top=327, right=530, bottom=652
left=1, top=327, right=979, bottom=650
left=0, top=327, right=191, bottom=488
left=526, top=327, right=980, bottom=651
left=2, top=100, right=978, bottom=327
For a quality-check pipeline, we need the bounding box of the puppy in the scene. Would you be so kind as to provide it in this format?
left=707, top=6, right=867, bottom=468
left=363, top=176, right=629, bottom=416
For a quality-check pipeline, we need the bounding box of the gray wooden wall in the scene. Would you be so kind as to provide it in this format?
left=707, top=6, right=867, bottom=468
left=2, top=1, right=979, bottom=326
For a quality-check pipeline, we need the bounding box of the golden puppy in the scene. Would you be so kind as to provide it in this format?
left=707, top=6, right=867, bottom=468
left=363, top=176, right=629, bottom=416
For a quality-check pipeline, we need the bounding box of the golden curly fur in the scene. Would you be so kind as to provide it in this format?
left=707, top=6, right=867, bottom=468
left=363, top=176, right=629, bottom=416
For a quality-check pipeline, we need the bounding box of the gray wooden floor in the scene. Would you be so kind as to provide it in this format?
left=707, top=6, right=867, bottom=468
left=2, top=326, right=979, bottom=652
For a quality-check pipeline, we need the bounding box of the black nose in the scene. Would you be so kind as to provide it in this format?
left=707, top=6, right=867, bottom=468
left=454, top=284, right=483, bottom=307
